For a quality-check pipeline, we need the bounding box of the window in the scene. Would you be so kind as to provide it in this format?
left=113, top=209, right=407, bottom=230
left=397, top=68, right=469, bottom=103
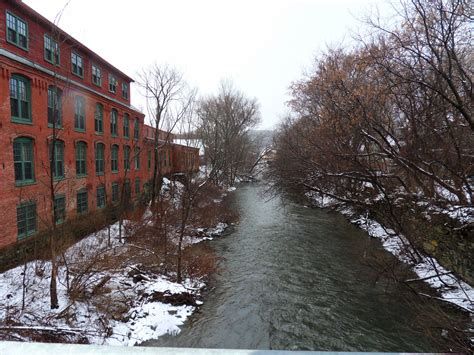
left=135, top=178, right=140, bottom=194
left=109, top=74, right=117, bottom=93
left=54, top=195, right=66, bottom=224
left=10, top=75, right=31, bottom=123
left=111, top=145, right=119, bottom=172
left=124, top=179, right=131, bottom=200
left=77, top=190, right=88, bottom=214
left=110, top=109, right=118, bottom=136
left=96, top=186, right=105, bottom=208
left=17, top=202, right=36, bottom=239
left=44, top=34, right=59, bottom=65
left=92, top=65, right=102, bottom=86
left=49, top=140, right=64, bottom=179
left=134, top=118, right=139, bottom=140
left=6, top=12, right=28, bottom=49
left=74, top=96, right=86, bottom=131
left=71, top=52, right=83, bottom=77
left=122, top=82, right=129, bottom=99
left=95, top=143, right=105, bottom=175
left=123, top=113, right=130, bottom=138
left=134, top=147, right=140, bottom=170
left=147, top=150, right=152, bottom=171
left=112, top=182, right=119, bottom=203
left=47, top=86, right=62, bottom=128
left=76, top=141, right=87, bottom=176
left=124, top=145, right=130, bottom=171
left=13, top=137, right=35, bottom=185
left=95, top=103, right=103, bottom=133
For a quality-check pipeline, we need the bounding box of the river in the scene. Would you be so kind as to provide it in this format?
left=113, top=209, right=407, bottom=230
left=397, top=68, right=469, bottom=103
left=147, top=182, right=464, bottom=351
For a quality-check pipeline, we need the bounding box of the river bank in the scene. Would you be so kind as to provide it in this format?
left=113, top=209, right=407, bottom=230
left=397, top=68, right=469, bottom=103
left=0, top=180, right=236, bottom=345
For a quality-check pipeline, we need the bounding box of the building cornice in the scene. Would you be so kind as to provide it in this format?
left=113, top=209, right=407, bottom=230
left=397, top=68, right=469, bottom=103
left=0, top=48, right=144, bottom=116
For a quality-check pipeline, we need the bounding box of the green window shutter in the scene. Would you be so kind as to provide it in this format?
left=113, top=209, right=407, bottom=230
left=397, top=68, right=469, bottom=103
left=96, top=186, right=106, bottom=208
left=95, top=104, right=103, bottom=133
left=95, top=143, right=105, bottom=175
left=6, top=12, right=28, bottom=50
left=54, top=195, right=66, bottom=224
left=17, top=201, right=36, bottom=239
left=13, top=137, right=35, bottom=184
left=111, top=145, right=119, bottom=172
left=76, top=142, right=87, bottom=176
left=123, top=114, right=130, bottom=138
left=10, top=75, right=31, bottom=123
left=74, top=96, right=86, bottom=131
left=77, top=190, right=88, bottom=214
left=50, top=140, right=64, bottom=179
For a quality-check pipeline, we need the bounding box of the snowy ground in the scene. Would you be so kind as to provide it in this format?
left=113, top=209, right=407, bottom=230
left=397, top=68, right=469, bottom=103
left=0, top=211, right=229, bottom=345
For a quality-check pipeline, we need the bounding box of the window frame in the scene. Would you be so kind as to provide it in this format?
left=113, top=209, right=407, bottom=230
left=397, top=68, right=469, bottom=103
left=49, top=140, right=65, bottom=180
left=123, top=113, right=130, bottom=138
left=109, top=74, right=117, bottom=93
left=13, top=137, right=35, bottom=186
left=124, top=145, right=130, bottom=171
left=110, top=109, right=118, bottom=136
left=111, top=182, right=119, bottom=203
left=17, top=201, right=36, bottom=239
left=95, top=143, right=105, bottom=176
left=47, top=86, right=62, bottom=128
left=111, top=144, right=119, bottom=173
left=77, top=189, right=88, bottom=215
left=71, top=52, right=84, bottom=78
left=54, top=194, right=66, bottom=224
left=6, top=11, right=28, bottom=50
left=122, top=82, right=129, bottom=99
left=74, top=96, right=86, bottom=132
left=134, top=147, right=140, bottom=170
left=92, top=64, right=102, bottom=86
left=134, top=118, right=139, bottom=140
left=135, top=178, right=140, bottom=194
left=10, top=74, right=32, bottom=124
left=44, top=34, right=60, bottom=65
left=96, top=185, right=106, bottom=209
left=75, top=141, right=87, bottom=177
left=94, top=103, right=104, bottom=134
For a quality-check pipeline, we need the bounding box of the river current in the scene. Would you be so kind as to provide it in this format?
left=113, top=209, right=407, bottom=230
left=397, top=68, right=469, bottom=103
left=148, top=182, right=462, bottom=351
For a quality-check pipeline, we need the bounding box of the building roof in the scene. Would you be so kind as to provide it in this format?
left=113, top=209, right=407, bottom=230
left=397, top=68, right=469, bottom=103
left=8, top=0, right=135, bottom=83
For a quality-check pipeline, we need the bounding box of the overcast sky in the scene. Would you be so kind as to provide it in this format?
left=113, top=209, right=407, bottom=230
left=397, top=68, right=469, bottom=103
left=24, top=0, right=392, bottom=130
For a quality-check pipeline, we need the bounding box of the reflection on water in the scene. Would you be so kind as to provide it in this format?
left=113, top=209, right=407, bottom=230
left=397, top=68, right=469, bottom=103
left=146, top=182, right=461, bottom=351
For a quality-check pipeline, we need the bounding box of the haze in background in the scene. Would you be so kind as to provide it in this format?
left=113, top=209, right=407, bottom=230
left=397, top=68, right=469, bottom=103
left=24, top=0, right=393, bottom=129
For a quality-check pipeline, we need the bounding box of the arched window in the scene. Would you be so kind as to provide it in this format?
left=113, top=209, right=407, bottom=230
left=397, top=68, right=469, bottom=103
left=76, top=141, right=87, bottom=176
left=49, top=139, right=64, bottom=179
left=123, top=113, right=130, bottom=138
left=95, top=143, right=105, bottom=175
left=111, top=144, right=119, bottom=172
left=110, top=109, right=118, bottom=136
left=134, top=118, right=139, bottom=140
left=74, top=96, right=86, bottom=131
left=10, top=74, right=31, bottom=123
left=124, top=145, right=130, bottom=171
left=134, top=147, right=140, bottom=170
left=47, top=86, right=62, bottom=127
left=13, top=137, right=35, bottom=184
left=95, top=103, right=103, bottom=133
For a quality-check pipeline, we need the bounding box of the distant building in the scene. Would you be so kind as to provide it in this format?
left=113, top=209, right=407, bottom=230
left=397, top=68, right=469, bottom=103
left=0, top=0, right=198, bottom=249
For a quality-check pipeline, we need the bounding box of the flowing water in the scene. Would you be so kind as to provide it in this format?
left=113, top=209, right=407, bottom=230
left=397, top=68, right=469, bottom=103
left=147, top=182, right=463, bottom=351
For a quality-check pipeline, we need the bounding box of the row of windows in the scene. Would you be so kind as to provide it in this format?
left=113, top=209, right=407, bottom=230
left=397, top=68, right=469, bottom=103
left=16, top=180, right=141, bottom=239
left=6, top=11, right=129, bottom=100
left=14, top=137, right=149, bottom=185
left=9, top=75, right=140, bottom=139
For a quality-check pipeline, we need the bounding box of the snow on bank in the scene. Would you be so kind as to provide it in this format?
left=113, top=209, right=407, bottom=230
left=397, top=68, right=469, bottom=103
left=0, top=217, right=229, bottom=345
left=306, top=191, right=473, bottom=314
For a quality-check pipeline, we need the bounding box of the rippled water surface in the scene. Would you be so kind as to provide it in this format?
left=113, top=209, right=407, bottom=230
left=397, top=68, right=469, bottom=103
left=147, top=182, right=454, bottom=351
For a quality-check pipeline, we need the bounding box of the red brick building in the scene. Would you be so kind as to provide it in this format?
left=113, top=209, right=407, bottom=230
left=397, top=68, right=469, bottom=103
left=0, top=0, right=199, bottom=249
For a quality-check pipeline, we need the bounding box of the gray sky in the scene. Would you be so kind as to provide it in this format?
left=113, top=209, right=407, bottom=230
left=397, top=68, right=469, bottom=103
left=24, top=0, right=391, bottom=130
